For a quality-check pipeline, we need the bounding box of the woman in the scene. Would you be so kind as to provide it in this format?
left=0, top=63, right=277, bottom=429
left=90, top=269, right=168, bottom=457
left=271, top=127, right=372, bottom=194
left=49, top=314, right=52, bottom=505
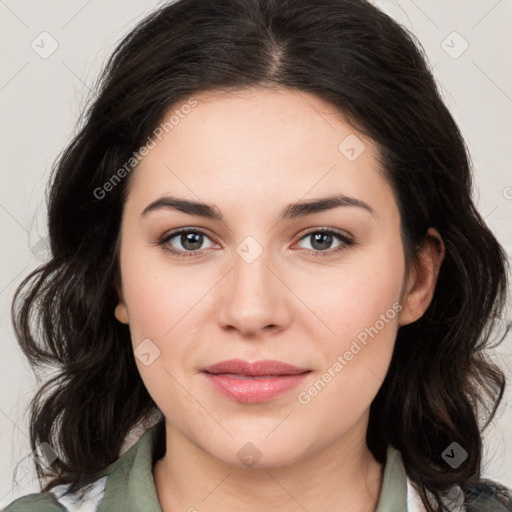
left=4, top=0, right=512, bottom=510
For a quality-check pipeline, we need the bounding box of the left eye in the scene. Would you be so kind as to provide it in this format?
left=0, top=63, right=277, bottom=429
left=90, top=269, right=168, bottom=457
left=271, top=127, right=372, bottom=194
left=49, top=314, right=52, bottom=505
left=296, top=229, right=353, bottom=253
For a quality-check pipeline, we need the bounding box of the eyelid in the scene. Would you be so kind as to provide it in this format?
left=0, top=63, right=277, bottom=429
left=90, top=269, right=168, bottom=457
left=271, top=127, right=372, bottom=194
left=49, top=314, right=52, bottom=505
left=297, top=226, right=353, bottom=242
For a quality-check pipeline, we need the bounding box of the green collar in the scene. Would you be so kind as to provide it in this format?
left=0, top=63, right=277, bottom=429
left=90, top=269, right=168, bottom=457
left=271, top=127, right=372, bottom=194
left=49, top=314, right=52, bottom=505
left=375, top=443, right=409, bottom=511
left=97, top=424, right=409, bottom=511
left=96, top=425, right=163, bottom=512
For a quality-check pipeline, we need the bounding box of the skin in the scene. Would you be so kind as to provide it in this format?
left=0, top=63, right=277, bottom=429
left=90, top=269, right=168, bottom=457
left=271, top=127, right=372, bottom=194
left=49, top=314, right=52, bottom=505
left=115, top=86, right=445, bottom=512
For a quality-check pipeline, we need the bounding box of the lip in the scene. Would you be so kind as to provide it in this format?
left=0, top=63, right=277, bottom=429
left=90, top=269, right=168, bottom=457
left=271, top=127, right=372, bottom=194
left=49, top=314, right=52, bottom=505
left=201, top=359, right=311, bottom=404
left=202, top=359, right=309, bottom=376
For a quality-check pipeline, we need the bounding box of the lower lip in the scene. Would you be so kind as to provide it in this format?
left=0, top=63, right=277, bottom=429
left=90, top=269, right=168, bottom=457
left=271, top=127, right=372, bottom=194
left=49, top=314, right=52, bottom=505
left=203, top=372, right=310, bottom=404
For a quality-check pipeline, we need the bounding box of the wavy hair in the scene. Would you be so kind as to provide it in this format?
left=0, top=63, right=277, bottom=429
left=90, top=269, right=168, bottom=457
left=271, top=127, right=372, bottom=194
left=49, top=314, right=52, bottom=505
left=11, top=0, right=509, bottom=510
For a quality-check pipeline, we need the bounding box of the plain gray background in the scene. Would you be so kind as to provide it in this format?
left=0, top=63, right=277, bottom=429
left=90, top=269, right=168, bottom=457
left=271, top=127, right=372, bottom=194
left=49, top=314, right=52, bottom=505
left=1, top=0, right=511, bottom=506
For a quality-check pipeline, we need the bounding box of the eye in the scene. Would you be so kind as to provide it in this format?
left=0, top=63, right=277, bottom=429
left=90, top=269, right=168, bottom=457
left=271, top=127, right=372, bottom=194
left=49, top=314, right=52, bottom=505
left=158, top=228, right=217, bottom=257
left=157, top=227, right=355, bottom=258
left=295, top=228, right=355, bottom=255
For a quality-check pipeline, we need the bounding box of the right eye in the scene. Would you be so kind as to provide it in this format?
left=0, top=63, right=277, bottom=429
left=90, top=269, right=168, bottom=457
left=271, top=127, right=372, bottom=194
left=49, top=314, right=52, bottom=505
left=158, top=228, right=218, bottom=257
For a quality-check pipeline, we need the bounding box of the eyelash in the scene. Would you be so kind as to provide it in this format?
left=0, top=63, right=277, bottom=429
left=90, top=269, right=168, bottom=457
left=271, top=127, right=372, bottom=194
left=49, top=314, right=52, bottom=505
left=157, top=227, right=356, bottom=259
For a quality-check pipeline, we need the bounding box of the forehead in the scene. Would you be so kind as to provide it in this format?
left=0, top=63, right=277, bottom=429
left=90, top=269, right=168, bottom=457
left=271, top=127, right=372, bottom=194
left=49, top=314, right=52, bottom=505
left=125, top=86, right=397, bottom=221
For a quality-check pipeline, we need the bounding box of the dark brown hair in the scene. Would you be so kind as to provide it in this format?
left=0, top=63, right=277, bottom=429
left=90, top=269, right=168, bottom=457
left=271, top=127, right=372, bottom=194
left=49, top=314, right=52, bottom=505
left=12, top=0, right=509, bottom=510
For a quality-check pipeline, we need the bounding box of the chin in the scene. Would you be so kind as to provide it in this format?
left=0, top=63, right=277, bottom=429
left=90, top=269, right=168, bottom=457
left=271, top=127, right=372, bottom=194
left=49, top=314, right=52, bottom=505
left=205, top=436, right=307, bottom=470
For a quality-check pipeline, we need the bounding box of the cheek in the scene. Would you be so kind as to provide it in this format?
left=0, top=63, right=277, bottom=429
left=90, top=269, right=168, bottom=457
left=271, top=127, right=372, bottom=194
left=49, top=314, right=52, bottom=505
left=301, top=239, right=405, bottom=349
left=119, top=240, right=208, bottom=340
left=119, top=253, right=208, bottom=415
left=294, top=240, right=404, bottom=403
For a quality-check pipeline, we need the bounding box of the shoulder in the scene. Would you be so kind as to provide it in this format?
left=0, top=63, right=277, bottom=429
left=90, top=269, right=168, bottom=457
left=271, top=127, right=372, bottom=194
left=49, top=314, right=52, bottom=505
left=2, top=492, right=67, bottom=511
left=407, top=476, right=512, bottom=512
left=2, top=423, right=162, bottom=512
left=463, top=478, right=512, bottom=511
left=2, top=475, right=107, bottom=512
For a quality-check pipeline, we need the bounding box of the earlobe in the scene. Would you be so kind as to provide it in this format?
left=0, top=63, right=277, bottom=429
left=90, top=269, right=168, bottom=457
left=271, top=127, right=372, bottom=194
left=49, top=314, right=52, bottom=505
left=113, top=271, right=129, bottom=324
left=399, top=228, right=445, bottom=327
left=115, top=303, right=129, bottom=324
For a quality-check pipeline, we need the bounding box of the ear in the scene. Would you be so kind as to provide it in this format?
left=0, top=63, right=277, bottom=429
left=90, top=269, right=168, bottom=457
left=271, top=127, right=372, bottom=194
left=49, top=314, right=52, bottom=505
left=399, top=227, right=445, bottom=326
left=113, top=273, right=129, bottom=325
left=115, top=303, right=129, bottom=324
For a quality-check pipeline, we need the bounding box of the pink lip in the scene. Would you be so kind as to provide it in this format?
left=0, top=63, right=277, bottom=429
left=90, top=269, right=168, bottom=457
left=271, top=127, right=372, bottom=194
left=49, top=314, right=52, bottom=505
left=201, top=359, right=311, bottom=404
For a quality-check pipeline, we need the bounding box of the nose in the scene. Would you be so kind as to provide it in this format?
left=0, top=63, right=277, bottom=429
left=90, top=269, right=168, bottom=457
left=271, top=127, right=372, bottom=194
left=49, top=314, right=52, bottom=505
left=216, top=244, right=293, bottom=336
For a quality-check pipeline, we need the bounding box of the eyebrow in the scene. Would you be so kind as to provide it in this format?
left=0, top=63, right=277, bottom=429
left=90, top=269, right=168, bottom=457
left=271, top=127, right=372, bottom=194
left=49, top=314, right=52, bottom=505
left=141, top=194, right=377, bottom=220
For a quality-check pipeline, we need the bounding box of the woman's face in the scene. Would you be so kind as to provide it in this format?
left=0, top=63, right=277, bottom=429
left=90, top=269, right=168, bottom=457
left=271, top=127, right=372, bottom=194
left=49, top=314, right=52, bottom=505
left=116, top=86, right=427, bottom=467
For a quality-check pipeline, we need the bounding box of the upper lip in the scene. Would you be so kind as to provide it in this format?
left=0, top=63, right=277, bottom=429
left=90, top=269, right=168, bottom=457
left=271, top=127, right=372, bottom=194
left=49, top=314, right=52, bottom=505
left=202, top=359, right=310, bottom=376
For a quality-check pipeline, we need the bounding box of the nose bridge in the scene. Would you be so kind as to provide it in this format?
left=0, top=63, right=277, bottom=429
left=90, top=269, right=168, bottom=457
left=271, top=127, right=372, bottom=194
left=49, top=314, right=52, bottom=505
left=232, top=237, right=271, bottom=297
left=216, top=234, right=290, bottom=333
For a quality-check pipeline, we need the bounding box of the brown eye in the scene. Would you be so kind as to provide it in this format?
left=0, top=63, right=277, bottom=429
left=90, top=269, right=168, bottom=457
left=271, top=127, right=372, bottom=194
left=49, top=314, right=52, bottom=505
left=159, top=228, right=216, bottom=257
left=176, top=231, right=204, bottom=251
left=296, top=229, right=354, bottom=255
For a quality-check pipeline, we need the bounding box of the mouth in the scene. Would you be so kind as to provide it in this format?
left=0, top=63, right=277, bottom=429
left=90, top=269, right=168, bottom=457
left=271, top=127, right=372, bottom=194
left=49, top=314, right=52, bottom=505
left=201, top=358, right=310, bottom=377
left=201, top=359, right=312, bottom=403
left=204, top=373, right=304, bottom=380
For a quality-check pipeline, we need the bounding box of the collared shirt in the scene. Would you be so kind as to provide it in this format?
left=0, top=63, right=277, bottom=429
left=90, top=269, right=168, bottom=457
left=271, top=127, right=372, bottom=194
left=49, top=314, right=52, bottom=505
left=4, top=423, right=506, bottom=512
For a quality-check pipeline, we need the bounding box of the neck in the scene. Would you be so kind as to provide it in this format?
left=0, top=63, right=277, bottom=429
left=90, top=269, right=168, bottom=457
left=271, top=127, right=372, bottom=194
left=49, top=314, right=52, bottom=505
left=153, top=414, right=384, bottom=512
